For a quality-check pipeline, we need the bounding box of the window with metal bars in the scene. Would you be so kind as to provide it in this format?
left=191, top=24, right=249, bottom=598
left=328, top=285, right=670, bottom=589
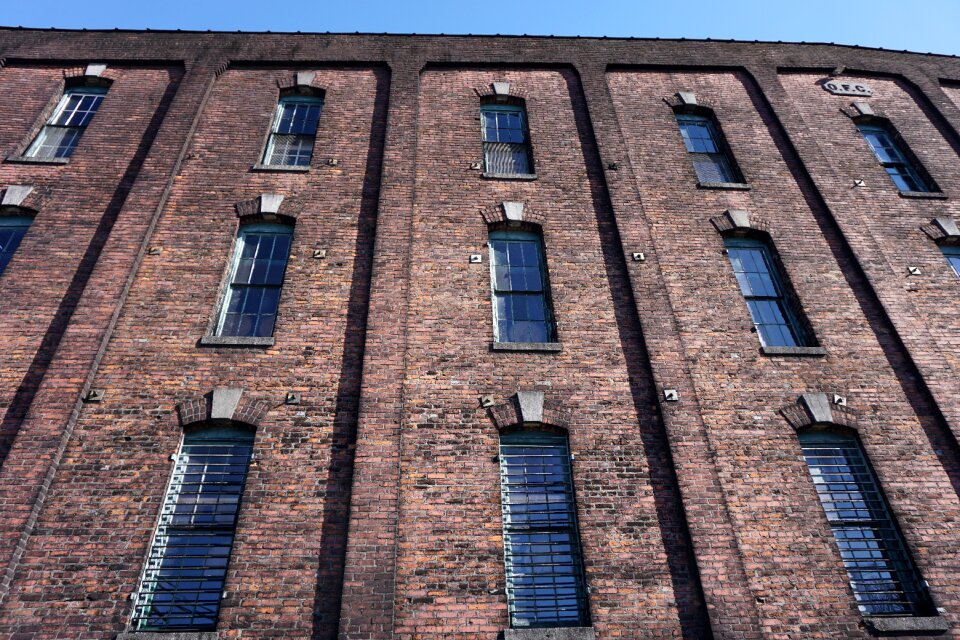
left=263, top=95, right=324, bottom=167
left=856, top=123, right=935, bottom=193
left=940, top=245, right=960, bottom=278
left=26, top=86, right=107, bottom=159
left=675, top=112, right=743, bottom=184
left=132, top=424, right=255, bottom=631
left=481, top=103, right=534, bottom=176
left=216, top=222, right=293, bottom=338
left=724, top=236, right=810, bottom=348
left=799, top=429, right=935, bottom=617
left=499, top=430, right=589, bottom=628
left=0, top=216, right=33, bottom=276
left=489, top=229, right=556, bottom=344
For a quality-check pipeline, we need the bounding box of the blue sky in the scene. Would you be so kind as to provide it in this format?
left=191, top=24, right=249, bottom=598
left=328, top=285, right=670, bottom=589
left=5, top=0, right=960, bottom=57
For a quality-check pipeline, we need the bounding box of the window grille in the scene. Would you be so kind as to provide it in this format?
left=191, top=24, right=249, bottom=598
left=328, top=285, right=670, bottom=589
left=940, top=245, right=960, bottom=278
left=263, top=95, right=323, bottom=166
left=799, top=430, right=934, bottom=617
left=481, top=104, right=533, bottom=175
left=856, top=123, right=933, bottom=193
left=489, top=230, right=556, bottom=343
left=132, top=424, right=255, bottom=631
left=26, top=86, right=107, bottom=159
left=216, top=222, right=293, bottom=338
left=675, top=113, right=741, bottom=184
left=0, top=216, right=33, bottom=276
left=724, top=237, right=808, bottom=348
left=499, top=431, right=589, bottom=628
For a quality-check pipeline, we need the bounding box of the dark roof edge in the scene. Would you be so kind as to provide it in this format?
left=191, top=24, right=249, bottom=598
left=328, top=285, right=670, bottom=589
left=0, top=26, right=957, bottom=60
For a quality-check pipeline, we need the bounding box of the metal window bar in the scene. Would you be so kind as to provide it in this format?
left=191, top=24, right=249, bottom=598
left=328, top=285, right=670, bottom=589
left=217, top=223, right=293, bottom=338
left=856, top=124, right=931, bottom=193
left=263, top=96, right=323, bottom=166
left=676, top=113, right=739, bottom=184
left=0, top=216, right=33, bottom=276
left=489, top=230, right=555, bottom=343
left=481, top=104, right=532, bottom=175
left=132, top=426, right=255, bottom=631
left=499, top=431, right=589, bottom=628
left=799, top=430, right=934, bottom=617
left=26, top=87, right=107, bottom=159
left=941, top=245, right=960, bottom=279
left=724, top=237, right=807, bottom=348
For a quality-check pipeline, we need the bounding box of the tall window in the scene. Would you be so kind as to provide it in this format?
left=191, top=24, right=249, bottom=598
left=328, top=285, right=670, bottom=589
left=262, top=95, right=324, bottom=167
left=724, top=236, right=809, bottom=348
left=216, top=223, right=293, bottom=338
left=941, top=245, right=960, bottom=278
left=26, top=86, right=107, bottom=159
left=132, top=424, right=255, bottom=631
left=0, top=216, right=32, bottom=276
left=799, top=429, right=935, bottom=617
left=481, top=103, right=533, bottom=175
left=675, top=112, right=742, bottom=184
left=499, top=430, right=589, bottom=628
left=856, top=123, right=934, bottom=193
left=489, top=229, right=556, bottom=344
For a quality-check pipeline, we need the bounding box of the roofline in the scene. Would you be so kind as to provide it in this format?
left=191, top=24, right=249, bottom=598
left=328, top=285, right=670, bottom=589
left=0, top=25, right=957, bottom=60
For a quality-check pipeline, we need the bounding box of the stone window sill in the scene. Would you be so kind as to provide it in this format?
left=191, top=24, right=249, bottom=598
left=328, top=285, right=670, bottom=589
left=862, top=615, right=949, bottom=634
left=697, top=181, right=751, bottom=191
left=492, top=341, right=562, bottom=353
left=760, top=345, right=827, bottom=357
left=482, top=172, right=538, bottom=181
left=199, top=335, right=275, bottom=347
left=117, top=632, right=219, bottom=640
left=899, top=190, right=948, bottom=200
left=250, top=163, right=310, bottom=173
left=503, top=628, right=596, bottom=640
left=5, top=154, right=69, bottom=165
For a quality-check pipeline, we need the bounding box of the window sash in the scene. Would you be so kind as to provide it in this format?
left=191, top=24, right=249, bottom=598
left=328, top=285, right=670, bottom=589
left=499, top=432, right=589, bottom=628
left=676, top=113, right=738, bottom=183
left=941, top=245, right=960, bottom=278
left=800, top=431, right=933, bottom=617
left=263, top=96, right=323, bottom=166
left=489, top=231, right=554, bottom=343
left=216, top=224, right=293, bottom=338
left=132, top=427, right=255, bottom=631
left=481, top=104, right=532, bottom=175
left=857, top=124, right=930, bottom=193
left=725, top=238, right=805, bottom=348
left=0, top=216, right=33, bottom=276
left=26, top=88, right=106, bottom=159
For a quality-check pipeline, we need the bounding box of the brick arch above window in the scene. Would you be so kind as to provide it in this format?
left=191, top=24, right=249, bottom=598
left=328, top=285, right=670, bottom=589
left=234, top=193, right=297, bottom=224
left=709, top=208, right=772, bottom=235
left=175, top=387, right=272, bottom=429
left=486, top=390, right=571, bottom=432
left=662, top=91, right=720, bottom=112
left=62, top=63, right=119, bottom=88
left=1, top=185, right=40, bottom=215
left=473, top=81, right=530, bottom=103
left=480, top=200, right=546, bottom=227
left=275, top=71, right=327, bottom=97
left=921, top=217, right=960, bottom=243
left=779, top=392, right=859, bottom=431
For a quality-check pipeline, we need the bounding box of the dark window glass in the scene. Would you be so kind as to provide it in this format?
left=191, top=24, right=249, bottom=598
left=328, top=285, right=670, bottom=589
left=132, top=424, right=255, bottom=631
left=217, top=223, right=293, bottom=337
left=482, top=104, right=533, bottom=175
left=26, top=87, right=107, bottom=159
left=0, top=216, right=33, bottom=275
left=499, top=431, right=589, bottom=628
left=799, top=430, right=935, bottom=617
left=941, top=245, right=960, bottom=278
left=857, top=123, right=933, bottom=193
left=724, top=237, right=808, bottom=348
left=264, top=96, right=323, bottom=166
left=676, top=113, right=740, bottom=184
left=490, top=230, right=555, bottom=343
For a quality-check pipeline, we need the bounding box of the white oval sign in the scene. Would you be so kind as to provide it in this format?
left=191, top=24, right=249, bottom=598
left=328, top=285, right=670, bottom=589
left=822, top=79, right=873, bottom=97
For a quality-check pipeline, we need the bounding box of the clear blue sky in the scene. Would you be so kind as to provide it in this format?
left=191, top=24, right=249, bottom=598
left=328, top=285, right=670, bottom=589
left=5, top=0, right=960, bottom=57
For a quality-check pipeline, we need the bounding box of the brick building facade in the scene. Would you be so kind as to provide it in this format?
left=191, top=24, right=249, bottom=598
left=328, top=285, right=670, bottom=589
left=0, top=28, right=959, bottom=640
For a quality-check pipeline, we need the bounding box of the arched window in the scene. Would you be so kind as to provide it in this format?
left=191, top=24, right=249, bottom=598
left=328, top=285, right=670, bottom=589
left=856, top=121, right=936, bottom=193
left=799, top=428, right=934, bottom=617
left=216, top=222, right=293, bottom=338
left=0, top=215, right=33, bottom=276
left=26, top=85, right=108, bottom=159
left=724, top=236, right=812, bottom=348
left=262, top=93, right=324, bottom=167
left=674, top=110, right=743, bottom=185
left=481, top=101, right=534, bottom=176
left=489, top=229, right=556, bottom=344
left=132, top=423, right=256, bottom=631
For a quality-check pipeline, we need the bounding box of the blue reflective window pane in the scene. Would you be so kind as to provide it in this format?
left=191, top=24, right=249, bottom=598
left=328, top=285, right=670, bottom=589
left=490, top=231, right=554, bottom=343
left=218, top=225, right=292, bottom=337
left=0, top=217, right=32, bottom=276
left=676, top=113, right=738, bottom=183
left=482, top=104, right=533, bottom=175
left=941, top=246, right=960, bottom=278
left=857, top=123, right=931, bottom=193
left=27, top=88, right=106, bottom=159
left=264, top=96, right=323, bottom=166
